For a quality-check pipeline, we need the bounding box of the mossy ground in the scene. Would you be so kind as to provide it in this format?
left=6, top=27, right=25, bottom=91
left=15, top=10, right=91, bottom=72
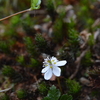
left=0, top=0, right=100, bottom=100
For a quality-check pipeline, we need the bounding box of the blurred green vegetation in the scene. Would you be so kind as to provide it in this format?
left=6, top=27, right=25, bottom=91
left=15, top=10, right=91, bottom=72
left=0, top=0, right=30, bottom=18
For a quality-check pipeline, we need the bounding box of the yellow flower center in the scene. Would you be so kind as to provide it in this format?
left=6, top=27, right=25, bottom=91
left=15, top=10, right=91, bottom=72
left=54, top=62, right=56, bottom=64
left=50, top=66, right=53, bottom=68
left=47, top=60, right=52, bottom=64
left=45, top=64, right=48, bottom=67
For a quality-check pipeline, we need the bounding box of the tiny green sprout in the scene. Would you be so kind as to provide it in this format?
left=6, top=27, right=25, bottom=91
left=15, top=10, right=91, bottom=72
left=16, top=89, right=27, bottom=99
left=31, top=0, right=41, bottom=10
left=2, top=65, right=16, bottom=78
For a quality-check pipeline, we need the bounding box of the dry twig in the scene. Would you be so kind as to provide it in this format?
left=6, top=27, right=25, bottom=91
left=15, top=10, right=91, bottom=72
left=69, top=48, right=89, bottom=79
left=0, top=84, right=14, bottom=93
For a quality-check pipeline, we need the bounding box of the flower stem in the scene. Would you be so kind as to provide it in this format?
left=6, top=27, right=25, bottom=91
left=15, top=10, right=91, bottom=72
left=0, top=8, right=31, bottom=21
left=57, top=77, right=62, bottom=93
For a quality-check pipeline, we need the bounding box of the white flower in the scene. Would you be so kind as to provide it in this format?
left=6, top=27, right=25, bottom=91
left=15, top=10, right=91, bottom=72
left=41, top=56, right=67, bottom=80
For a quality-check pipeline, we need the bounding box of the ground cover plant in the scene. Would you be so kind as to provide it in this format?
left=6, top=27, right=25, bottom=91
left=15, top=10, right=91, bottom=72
left=0, top=0, right=100, bottom=100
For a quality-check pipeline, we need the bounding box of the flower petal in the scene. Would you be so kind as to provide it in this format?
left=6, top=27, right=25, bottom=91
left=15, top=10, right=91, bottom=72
left=53, top=67, right=61, bottom=76
left=51, top=56, right=58, bottom=62
left=41, top=66, right=50, bottom=73
left=56, top=60, right=67, bottom=66
left=44, top=68, right=52, bottom=80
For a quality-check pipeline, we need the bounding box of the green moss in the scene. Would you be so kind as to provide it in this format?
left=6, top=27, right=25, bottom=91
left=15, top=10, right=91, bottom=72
left=16, top=89, right=27, bottom=99
left=23, top=37, right=37, bottom=57
left=66, top=79, right=81, bottom=95
left=88, top=34, right=95, bottom=46
left=4, top=16, right=21, bottom=37
left=81, top=50, right=92, bottom=67
left=46, top=0, right=55, bottom=13
left=46, top=0, right=57, bottom=21
left=1, top=94, right=10, bottom=100
left=91, top=90, right=100, bottom=98
left=53, top=17, right=67, bottom=43
left=30, top=58, right=40, bottom=68
left=0, top=41, right=10, bottom=54
left=53, top=19, right=64, bottom=43
left=17, top=55, right=25, bottom=66
left=54, top=0, right=63, bottom=7
left=21, top=15, right=36, bottom=35
left=2, top=65, right=23, bottom=82
left=10, top=15, right=20, bottom=27
left=2, top=65, right=16, bottom=78
left=76, top=0, right=94, bottom=29
left=68, top=29, right=79, bottom=46
left=35, top=34, right=47, bottom=48
left=38, top=82, right=48, bottom=95
left=35, top=34, right=50, bottom=53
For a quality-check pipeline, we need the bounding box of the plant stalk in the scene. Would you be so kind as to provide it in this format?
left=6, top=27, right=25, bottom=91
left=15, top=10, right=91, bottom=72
left=57, top=77, right=62, bottom=93
left=0, top=8, right=31, bottom=21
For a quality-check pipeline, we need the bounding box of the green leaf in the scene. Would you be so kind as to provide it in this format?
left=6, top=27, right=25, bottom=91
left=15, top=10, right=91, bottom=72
left=42, top=97, right=51, bottom=100
left=31, top=0, right=41, bottom=10
left=60, top=94, right=73, bottom=100
left=42, top=85, right=61, bottom=100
